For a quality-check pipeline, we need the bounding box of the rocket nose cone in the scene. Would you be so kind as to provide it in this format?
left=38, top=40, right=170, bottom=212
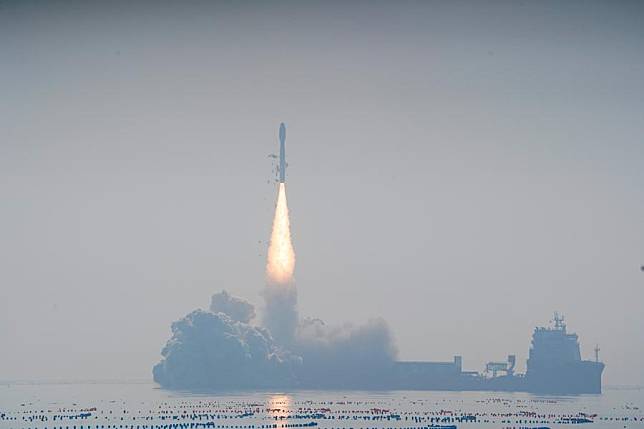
left=279, top=123, right=286, bottom=142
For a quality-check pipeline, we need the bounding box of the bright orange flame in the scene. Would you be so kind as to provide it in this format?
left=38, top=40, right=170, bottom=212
left=266, top=183, right=295, bottom=284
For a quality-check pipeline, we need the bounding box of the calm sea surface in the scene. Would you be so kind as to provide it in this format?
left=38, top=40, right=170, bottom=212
left=1, top=382, right=642, bottom=429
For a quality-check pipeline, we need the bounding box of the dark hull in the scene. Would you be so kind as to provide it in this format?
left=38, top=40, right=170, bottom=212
left=525, top=360, right=605, bottom=394
left=292, top=361, right=603, bottom=394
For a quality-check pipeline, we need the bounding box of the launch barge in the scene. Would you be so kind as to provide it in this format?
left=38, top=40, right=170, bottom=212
left=390, top=313, right=604, bottom=394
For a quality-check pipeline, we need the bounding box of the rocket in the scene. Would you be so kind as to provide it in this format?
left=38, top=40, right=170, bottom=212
left=279, top=122, right=286, bottom=183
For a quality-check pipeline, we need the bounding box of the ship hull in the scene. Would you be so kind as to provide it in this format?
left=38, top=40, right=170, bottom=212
left=526, top=360, right=604, bottom=394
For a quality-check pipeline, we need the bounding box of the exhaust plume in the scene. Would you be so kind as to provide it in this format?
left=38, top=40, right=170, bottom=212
left=263, top=284, right=298, bottom=346
left=266, top=183, right=295, bottom=285
left=263, top=182, right=298, bottom=345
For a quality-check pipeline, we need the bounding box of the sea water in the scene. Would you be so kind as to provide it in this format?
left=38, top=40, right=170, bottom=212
left=0, top=382, right=642, bottom=429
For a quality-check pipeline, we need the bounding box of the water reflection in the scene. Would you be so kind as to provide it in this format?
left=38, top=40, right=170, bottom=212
left=266, top=394, right=293, bottom=428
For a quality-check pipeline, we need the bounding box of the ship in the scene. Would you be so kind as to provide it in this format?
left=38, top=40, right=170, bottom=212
left=523, top=312, right=604, bottom=394
left=390, top=313, right=604, bottom=394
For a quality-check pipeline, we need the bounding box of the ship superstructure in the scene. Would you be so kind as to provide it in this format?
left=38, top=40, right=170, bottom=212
left=524, top=313, right=604, bottom=393
left=528, top=313, right=581, bottom=365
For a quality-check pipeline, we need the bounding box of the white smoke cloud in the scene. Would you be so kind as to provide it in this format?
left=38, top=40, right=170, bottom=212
left=210, top=290, right=256, bottom=323
left=153, top=294, right=300, bottom=390
left=262, top=283, right=298, bottom=346
left=293, top=316, right=397, bottom=388
left=262, top=285, right=398, bottom=389
left=154, top=289, right=397, bottom=389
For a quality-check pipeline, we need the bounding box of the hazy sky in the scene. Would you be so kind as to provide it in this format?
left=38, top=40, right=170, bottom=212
left=1, top=0, right=643, bottom=385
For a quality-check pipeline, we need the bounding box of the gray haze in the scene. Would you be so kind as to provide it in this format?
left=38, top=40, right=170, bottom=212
left=1, top=1, right=643, bottom=385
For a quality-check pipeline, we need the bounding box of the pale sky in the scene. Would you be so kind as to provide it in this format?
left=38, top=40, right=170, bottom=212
left=1, top=0, right=643, bottom=385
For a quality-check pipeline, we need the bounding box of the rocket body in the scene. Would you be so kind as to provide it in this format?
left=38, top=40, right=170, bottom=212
left=279, top=123, right=286, bottom=183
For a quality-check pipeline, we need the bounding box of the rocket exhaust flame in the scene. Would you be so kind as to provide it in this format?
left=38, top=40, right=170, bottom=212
left=266, top=183, right=295, bottom=285
left=263, top=123, right=298, bottom=344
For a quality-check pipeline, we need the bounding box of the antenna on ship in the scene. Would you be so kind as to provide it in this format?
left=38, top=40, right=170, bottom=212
left=594, top=344, right=601, bottom=362
left=552, top=312, right=566, bottom=331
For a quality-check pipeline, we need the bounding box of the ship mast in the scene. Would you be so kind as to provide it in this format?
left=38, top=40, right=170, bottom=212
left=594, top=344, right=601, bottom=362
left=552, top=312, right=566, bottom=331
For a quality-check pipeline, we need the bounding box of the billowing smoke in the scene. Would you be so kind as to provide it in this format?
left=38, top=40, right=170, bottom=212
left=154, top=288, right=397, bottom=390
left=153, top=292, right=299, bottom=390
left=262, top=286, right=398, bottom=388
left=262, top=283, right=298, bottom=346
left=210, top=289, right=255, bottom=323
left=294, top=316, right=397, bottom=388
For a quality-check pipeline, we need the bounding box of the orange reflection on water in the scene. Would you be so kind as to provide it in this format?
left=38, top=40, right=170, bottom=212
left=266, top=394, right=293, bottom=427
